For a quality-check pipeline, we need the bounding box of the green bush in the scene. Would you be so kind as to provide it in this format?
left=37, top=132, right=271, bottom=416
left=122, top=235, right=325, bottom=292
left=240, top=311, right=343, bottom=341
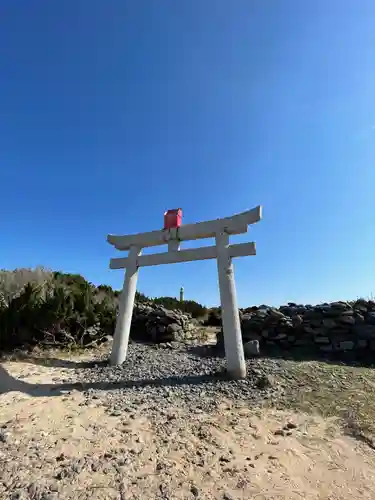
left=0, top=268, right=207, bottom=351
left=152, top=296, right=207, bottom=318
left=135, top=290, right=149, bottom=303
left=0, top=269, right=118, bottom=351
left=205, top=307, right=222, bottom=326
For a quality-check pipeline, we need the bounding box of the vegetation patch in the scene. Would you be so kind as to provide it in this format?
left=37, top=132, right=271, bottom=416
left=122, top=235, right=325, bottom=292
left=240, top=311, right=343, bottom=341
left=0, top=267, right=206, bottom=352
left=273, top=359, right=375, bottom=448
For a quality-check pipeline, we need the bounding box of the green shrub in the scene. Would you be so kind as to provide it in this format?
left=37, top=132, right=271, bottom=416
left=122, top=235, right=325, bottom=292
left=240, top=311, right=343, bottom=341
left=0, top=267, right=206, bottom=352
left=152, top=296, right=207, bottom=318
left=0, top=270, right=116, bottom=351
left=135, top=290, right=149, bottom=303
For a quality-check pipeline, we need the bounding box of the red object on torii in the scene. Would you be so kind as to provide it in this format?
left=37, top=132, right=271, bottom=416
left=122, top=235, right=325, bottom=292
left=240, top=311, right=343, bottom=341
left=164, top=208, right=182, bottom=230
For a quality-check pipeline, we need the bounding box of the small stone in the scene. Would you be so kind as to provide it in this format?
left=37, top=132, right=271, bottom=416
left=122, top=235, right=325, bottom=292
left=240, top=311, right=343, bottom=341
left=223, top=493, right=235, bottom=500
left=55, top=453, right=65, bottom=462
left=366, top=312, right=375, bottom=325
left=338, top=340, right=354, bottom=351
left=314, top=336, right=330, bottom=344
left=0, top=430, right=9, bottom=443
left=340, top=315, right=355, bottom=325
left=156, top=461, right=164, bottom=471
left=244, top=340, right=260, bottom=357
left=255, top=375, right=272, bottom=389
left=11, top=492, right=27, bottom=500
left=319, top=345, right=333, bottom=352
left=190, top=485, right=199, bottom=497
left=285, top=422, right=297, bottom=430
left=273, top=333, right=287, bottom=340
left=274, top=429, right=285, bottom=437
left=292, top=315, right=303, bottom=326
left=41, top=494, right=58, bottom=500
left=167, top=323, right=182, bottom=333
left=322, top=318, right=337, bottom=328
left=71, top=458, right=85, bottom=473
left=27, top=483, right=40, bottom=497
left=111, top=409, right=122, bottom=417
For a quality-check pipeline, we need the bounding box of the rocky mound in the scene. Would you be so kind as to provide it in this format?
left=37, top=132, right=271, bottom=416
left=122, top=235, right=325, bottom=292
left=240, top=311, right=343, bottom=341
left=64, top=343, right=283, bottom=414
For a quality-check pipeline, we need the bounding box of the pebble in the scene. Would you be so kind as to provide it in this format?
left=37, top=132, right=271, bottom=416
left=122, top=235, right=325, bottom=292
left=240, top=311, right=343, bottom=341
left=223, top=493, right=235, bottom=500
left=190, top=485, right=200, bottom=497
left=274, top=429, right=286, bottom=437
left=285, top=422, right=298, bottom=430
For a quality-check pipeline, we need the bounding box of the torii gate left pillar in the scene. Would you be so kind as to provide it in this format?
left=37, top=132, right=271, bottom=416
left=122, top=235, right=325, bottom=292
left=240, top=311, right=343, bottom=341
left=107, top=206, right=262, bottom=379
left=110, top=245, right=141, bottom=365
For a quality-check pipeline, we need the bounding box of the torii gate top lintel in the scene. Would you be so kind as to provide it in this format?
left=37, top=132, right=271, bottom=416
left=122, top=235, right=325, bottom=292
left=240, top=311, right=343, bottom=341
left=107, top=205, right=262, bottom=251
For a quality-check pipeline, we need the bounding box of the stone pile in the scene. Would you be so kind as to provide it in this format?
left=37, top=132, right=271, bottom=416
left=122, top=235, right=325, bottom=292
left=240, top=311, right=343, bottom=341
left=130, top=301, right=200, bottom=344
left=239, top=299, right=375, bottom=356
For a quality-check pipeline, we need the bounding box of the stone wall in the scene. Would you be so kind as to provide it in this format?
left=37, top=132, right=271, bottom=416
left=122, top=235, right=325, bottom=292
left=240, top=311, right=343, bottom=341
left=239, top=299, right=375, bottom=358
left=131, top=299, right=375, bottom=360
left=130, top=302, right=202, bottom=344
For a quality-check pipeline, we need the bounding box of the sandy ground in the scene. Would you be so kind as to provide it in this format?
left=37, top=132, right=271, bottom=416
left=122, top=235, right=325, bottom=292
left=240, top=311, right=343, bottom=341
left=1, top=354, right=375, bottom=500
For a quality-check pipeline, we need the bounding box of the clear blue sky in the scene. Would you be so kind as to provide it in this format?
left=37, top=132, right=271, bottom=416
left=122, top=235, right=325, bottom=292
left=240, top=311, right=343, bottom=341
left=1, top=1, right=375, bottom=307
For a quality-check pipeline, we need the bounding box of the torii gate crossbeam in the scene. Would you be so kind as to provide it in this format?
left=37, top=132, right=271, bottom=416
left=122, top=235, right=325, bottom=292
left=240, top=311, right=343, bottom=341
left=107, top=206, right=262, bottom=380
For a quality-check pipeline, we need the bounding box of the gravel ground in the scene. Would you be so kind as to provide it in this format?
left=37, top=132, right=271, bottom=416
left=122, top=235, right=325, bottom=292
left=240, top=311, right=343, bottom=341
left=63, top=343, right=286, bottom=415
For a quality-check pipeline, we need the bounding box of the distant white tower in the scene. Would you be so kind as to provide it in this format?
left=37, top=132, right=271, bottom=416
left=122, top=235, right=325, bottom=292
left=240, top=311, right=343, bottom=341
left=180, top=286, right=184, bottom=302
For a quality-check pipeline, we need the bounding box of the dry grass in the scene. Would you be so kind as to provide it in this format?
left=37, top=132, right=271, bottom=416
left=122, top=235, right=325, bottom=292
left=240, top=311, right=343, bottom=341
left=274, top=359, right=375, bottom=448
left=0, top=266, right=52, bottom=304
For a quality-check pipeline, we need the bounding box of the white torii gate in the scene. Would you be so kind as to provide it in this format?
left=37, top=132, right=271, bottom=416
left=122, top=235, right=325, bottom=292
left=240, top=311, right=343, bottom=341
left=107, top=205, right=262, bottom=380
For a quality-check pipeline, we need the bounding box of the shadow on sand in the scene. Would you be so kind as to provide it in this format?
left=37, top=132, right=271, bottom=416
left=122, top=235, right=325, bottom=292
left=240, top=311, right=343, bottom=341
left=0, top=363, right=227, bottom=399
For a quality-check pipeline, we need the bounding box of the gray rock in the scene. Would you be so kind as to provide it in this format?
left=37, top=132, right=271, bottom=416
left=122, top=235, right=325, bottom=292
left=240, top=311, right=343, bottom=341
left=255, top=374, right=272, bottom=390
left=274, top=429, right=285, bottom=436
left=242, top=332, right=261, bottom=342
left=10, top=492, right=27, bottom=500
left=322, top=318, right=337, bottom=328
left=319, top=345, right=333, bottom=352
left=294, top=338, right=311, bottom=346
left=269, top=308, right=285, bottom=319
left=244, top=340, right=260, bottom=357
left=338, top=340, right=354, bottom=351
left=354, top=324, right=375, bottom=339
left=292, top=315, right=303, bottom=326
left=366, top=312, right=375, bottom=325
left=167, top=323, right=182, bottom=333
left=223, top=493, right=235, bottom=500
left=339, top=315, right=355, bottom=325
left=190, top=485, right=199, bottom=497
left=358, top=339, right=368, bottom=348
left=314, top=336, right=330, bottom=344
left=273, top=333, right=287, bottom=340
left=0, top=430, right=9, bottom=443
left=285, top=422, right=297, bottom=429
